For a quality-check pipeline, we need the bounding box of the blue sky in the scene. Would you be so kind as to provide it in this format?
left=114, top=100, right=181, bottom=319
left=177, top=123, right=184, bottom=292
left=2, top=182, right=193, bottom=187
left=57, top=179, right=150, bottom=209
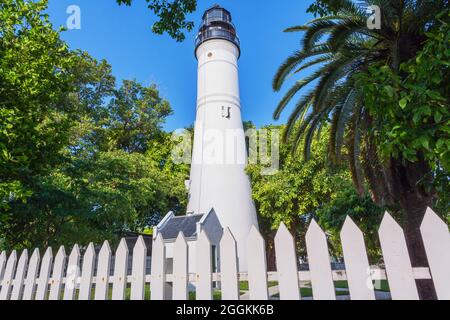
left=46, top=0, right=316, bottom=131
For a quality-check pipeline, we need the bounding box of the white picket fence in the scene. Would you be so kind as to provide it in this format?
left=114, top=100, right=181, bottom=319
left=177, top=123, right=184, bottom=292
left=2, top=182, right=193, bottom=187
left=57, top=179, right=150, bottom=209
left=0, top=208, right=449, bottom=300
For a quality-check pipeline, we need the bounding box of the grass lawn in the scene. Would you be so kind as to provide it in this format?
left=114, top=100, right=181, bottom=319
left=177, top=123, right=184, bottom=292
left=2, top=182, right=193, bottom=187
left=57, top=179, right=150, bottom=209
left=334, top=280, right=390, bottom=292
left=273, top=287, right=349, bottom=298
left=70, top=279, right=394, bottom=300
left=239, top=281, right=278, bottom=291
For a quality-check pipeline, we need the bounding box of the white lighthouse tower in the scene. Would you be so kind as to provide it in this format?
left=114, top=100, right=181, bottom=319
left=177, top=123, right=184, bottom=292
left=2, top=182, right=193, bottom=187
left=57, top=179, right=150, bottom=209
left=187, top=5, right=259, bottom=271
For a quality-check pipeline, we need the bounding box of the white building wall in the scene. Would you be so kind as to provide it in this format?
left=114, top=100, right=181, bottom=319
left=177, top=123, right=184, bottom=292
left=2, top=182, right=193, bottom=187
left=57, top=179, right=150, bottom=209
left=188, top=39, right=259, bottom=271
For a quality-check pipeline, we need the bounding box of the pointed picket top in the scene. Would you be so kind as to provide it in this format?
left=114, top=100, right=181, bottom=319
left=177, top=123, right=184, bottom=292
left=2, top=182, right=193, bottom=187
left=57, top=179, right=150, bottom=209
left=95, top=241, right=112, bottom=300
left=11, top=249, right=29, bottom=300
left=275, top=222, right=300, bottom=300
left=173, top=232, right=188, bottom=300
left=247, top=226, right=268, bottom=300
left=79, top=243, right=96, bottom=300
left=35, top=247, right=53, bottom=300
left=305, top=219, right=336, bottom=300
left=340, top=216, right=375, bottom=300
left=378, top=212, right=418, bottom=300
left=112, top=238, right=129, bottom=300
left=196, top=230, right=212, bottom=300
left=23, top=248, right=40, bottom=300
left=130, top=236, right=147, bottom=300
left=150, top=233, right=166, bottom=300
left=49, top=246, right=67, bottom=300
left=0, top=251, right=6, bottom=282
left=219, top=227, right=239, bottom=300
left=420, top=207, right=450, bottom=299
left=0, top=250, right=17, bottom=300
left=63, top=244, right=80, bottom=300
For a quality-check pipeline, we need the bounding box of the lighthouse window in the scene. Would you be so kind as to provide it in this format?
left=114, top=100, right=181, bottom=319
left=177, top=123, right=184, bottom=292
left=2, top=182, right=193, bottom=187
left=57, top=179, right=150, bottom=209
left=221, top=106, right=231, bottom=119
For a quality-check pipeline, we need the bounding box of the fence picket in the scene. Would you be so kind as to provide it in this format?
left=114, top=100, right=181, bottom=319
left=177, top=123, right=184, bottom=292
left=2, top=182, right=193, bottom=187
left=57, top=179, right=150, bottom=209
left=420, top=207, right=450, bottom=299
left=196, top=231, right=212, bottom=300
left=23, top=249, right=40, bottom=300
left=247, top=226, right=268, bottom=300
left=173, top=232, right=188, bottom=300
left=112, top=238, right=128, bottom=300
left=219, top=228, right=239, bottom=300
left=275, top=223, right=300, bottom=300
left=378, top=212, right=419, bottom=300
left=63, top=244, right=80, bottom=300
left=0, top=251, right=6, bottom=283
left=1, top=208, right=449, bottom=301
left=95, top=241, right=112, bottom=300
left=130, top=236, right=147, bottom=300
left=78, top=243, right=96, bottom=300
left=49, top=246, right=66, bottom=300
left=0, top=250, right=17, bottom=300
left=11, top=249, right=28, bottom=300
left=305, top=220, right=335, bottom=300
left=340, top=216, right=375, bottom=300
left=150, top=233, right=165, bottom=300
left=35, top=247, right=53, bottom=300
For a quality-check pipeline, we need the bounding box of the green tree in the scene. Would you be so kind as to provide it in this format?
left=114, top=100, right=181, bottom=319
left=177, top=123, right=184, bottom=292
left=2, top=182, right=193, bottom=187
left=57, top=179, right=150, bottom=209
left=0, top=0, right=189, bottom=250
left=273, top=0, right=449, bottom=298
left=0, top=0, right=86, bottom=210
left=247, top=125, right=381, bottom=262
left=116, top=0, right=197, bottom=41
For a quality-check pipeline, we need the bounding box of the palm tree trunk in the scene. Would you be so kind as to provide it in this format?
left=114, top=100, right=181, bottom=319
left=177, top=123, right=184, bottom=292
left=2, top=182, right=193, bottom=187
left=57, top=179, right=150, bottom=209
left=389, top=155, right=437, bottom=300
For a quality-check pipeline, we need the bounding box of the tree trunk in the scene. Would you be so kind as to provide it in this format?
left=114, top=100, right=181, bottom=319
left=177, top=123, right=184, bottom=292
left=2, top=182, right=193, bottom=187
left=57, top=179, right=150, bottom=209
left=389, top=155, right=437, bottom=300
left=265, top=231, right=277, bottom=272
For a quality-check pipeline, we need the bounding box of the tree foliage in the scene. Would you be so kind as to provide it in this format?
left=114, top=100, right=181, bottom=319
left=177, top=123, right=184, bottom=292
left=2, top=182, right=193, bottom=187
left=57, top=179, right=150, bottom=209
left=116, top=0, right=197, bottom=42
left=247, top=125, right=383, bottom=260
left=0, top=0, right=188, bottom=250
left=1, top=0, right=81, bottom=210
left=273, top=0, right=449, bottom=277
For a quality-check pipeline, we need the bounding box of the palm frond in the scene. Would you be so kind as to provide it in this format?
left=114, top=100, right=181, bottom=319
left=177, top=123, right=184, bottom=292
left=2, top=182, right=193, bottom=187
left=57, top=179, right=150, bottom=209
left=282, top=91, right=315, bottom=142
left=302, top=20, right=337, bottom=52
left=273, top=62, right=332, bottom=120
left=346, top=102, right=364, bottom=196
left=284, top=25, right=308, bottom=33
left=327, top=18, right=367, bottom=51
left=334, top=88, right=357, bottom=159
left=293, top=55, right=332, bottom=74
left=272, top=44, right=331, bottom=91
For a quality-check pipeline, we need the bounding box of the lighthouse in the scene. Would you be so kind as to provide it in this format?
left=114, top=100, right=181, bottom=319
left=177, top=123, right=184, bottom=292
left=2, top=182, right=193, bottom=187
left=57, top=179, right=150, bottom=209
left=187, top=5, right=259, bottom=271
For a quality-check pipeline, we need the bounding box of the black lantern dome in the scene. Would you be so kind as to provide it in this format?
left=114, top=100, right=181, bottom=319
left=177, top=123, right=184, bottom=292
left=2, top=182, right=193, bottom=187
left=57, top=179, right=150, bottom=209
left=195, top=5, right=240, bottom=56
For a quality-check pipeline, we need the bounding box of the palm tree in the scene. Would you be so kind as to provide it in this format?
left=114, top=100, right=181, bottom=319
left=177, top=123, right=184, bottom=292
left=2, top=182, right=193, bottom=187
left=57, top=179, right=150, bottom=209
left=273, top=0, right=448, bottom=299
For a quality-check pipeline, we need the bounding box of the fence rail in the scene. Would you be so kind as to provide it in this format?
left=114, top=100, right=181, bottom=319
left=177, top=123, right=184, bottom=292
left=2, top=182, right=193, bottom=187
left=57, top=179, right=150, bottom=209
left=0, top=208, right=449, bottom=300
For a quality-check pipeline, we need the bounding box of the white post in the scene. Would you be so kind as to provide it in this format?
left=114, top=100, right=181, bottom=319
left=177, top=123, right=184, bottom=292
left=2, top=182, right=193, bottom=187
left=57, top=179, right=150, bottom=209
left=95, top=241, right=112, bottom=300
left=49, top=246, right=66, bottom=300
left=23, top=248, right=40, bottom=300
left=378, top=212, right=419, bottom=300
left=420, top=207, right=450, bottom=299
left=10, top=249, right=28, bottom=300
left=340, top=216, right=375, bottom=300
left=63, top=244, right=80, bottom=300
left=150, top=234, right=166, bottom=300
left=196, top=231, right=213, bottom=300
left=305, top=220, right=335, bottom=300
left=219, top=227, right=239, bottom=300
left=0, top=250, right=17, bottom=300
left=79, top=243, right=96, bottom=300
left=112, top=239, right=128, bottom=300
left=35, top=247, right=53, bottom=300
left=275, top=223, right=300, bottom=300
left=130, top=236, right=147, bottom=300
left=247, top=226, right=268, bottom=300
left=173, top=232, right=188, bottom=300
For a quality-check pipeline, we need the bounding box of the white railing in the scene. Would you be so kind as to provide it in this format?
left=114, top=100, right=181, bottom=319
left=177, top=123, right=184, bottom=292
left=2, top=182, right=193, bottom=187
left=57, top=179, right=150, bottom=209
left=0, top=208, right=449, bottom=300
